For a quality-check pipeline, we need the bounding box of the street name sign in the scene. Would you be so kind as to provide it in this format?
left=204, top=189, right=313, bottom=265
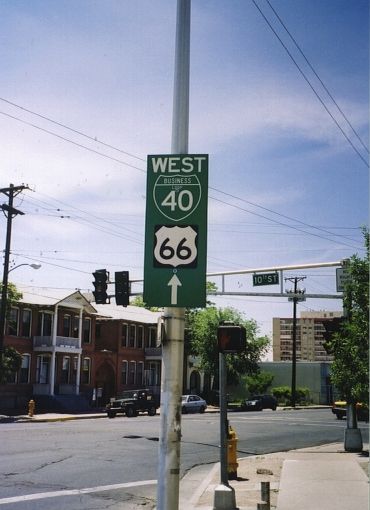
left=144, top=154, right=208, bottom=307
left=253, top=272, right=279, bottom=286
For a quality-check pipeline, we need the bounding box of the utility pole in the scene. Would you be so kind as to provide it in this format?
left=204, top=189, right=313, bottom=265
left=0, top=184, right=28, bottom=359
left=156, top=2, right=190, bottom=510
left=285, top=276, right=306, bottom=407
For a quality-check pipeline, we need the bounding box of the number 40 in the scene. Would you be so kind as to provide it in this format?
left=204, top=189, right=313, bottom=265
left=161, top=190, right=193, bottom=212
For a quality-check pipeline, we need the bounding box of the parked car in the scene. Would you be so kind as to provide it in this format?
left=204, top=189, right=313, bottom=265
left=242, top=394, right=278, bottom=411
left=181, top=394, right=207, bottom=414
left=331, top=400, right=369, bottom=421
left=106, top=389, right=159, bottom=418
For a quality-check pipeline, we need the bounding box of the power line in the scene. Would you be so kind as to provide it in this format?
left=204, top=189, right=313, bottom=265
left=264, top=0, right=369, bottom=154
left=0, top=110, right=146, bottom=173
left=252, top=0, right=369, bottom=168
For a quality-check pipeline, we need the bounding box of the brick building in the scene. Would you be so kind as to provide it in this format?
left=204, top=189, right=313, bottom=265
left=0, top=287, right=161, bottom=414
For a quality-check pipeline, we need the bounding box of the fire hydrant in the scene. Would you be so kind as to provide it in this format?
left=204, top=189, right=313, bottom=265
left=28, top=399, right=35, bottom=417
left=227, top=425, right=238, bottom=480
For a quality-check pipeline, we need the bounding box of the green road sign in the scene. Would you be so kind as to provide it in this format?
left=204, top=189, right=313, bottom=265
left=144, top=154, right=208, bottom=307
left=253, top=272, right=279, bottom=286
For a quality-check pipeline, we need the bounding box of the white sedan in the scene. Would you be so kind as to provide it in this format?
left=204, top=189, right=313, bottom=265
left=181, top=394, right=207, bottom=414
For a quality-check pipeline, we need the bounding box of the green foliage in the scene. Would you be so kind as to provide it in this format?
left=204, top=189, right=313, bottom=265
left=130, top=295, right=160, bottom=312
left=0, top=281, right=22, bottom=318
left=272, top=386, right=311, bottom=406
left=187, top=306, right=270, bottom=386
left=245, top=371, right=274, bottom=395
left=328, top=228, right=369, bottom=404
left=0, top=347, right=22, bottom=384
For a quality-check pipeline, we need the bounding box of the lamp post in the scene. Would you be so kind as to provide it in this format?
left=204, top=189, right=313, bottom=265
left=8, top=263, right=42, bottom=273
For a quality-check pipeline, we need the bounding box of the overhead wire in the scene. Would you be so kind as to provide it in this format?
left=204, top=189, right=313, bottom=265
left=252, top=0, right=369, bottom=168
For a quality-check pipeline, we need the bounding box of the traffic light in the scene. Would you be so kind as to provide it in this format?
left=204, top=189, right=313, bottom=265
left=217, top=324, right=246, bottom=354
left=92, top=269, right=109, bottom=304
left=115, top=271, right=129, bottom=307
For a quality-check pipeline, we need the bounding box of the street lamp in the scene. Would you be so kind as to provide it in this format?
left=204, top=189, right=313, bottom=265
left=8, top=263, right=42, bottom=273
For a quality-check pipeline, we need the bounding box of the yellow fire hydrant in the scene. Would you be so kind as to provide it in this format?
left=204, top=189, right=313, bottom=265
left=227, top=425, right=238, bottom=480
left=28, top=399, right=35, bottom=417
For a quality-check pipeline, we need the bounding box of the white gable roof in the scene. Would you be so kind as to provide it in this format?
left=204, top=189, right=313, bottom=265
left=17, top=286, right=97, bottom=313
left=93, top=303, right=162, bottom=324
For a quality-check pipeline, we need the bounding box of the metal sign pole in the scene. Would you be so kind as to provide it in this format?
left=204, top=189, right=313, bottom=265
left=156, top=2, right=190, bottom=509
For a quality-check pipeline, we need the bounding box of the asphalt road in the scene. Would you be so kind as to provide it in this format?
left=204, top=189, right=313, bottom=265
left=0, top=408, right=367, bottom=509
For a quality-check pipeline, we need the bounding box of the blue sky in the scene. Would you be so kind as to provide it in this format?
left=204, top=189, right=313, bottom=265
left=0, top=0, right=368, bottom=350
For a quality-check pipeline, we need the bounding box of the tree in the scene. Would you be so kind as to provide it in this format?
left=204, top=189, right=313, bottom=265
left=245, top=371, right=274, bottom=395
left=0, top=282, right=23, bottom=383
left=328, top=228, right=369, bottom=407
left=187, top=306, right=269, bottom=387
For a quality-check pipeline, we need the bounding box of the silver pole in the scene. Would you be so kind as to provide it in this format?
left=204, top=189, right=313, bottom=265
left=219, top=352, right=228, bottom=485
left=156, top=2, right=190, bottom=509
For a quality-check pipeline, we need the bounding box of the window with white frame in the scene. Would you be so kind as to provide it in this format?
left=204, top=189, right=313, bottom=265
left=129, top=325, right=136, bottom=347
left=7, top=307, right=19, bottom=336
left=137, top=361, right=144, bottom=386
left=121, top=324, right=128, bottom=347
left=19, top=354, right=31, bottom=383
left=36, top=355, right=50, bottom=384
left=121, top=360, right=128, bottom=385
left=61, top=356, right=70, bottom=384
left=129, top=361, right=136, bottom=385
left=63, top=314, right=71, bottom=337
left=72, top=316, right=79, bottom=338
left=81, top=357, right=91, bottom=384
left=38, top=312, right=53, bottom=336
left=83, top=318, right=91, bottom=343
left=137, top=326, right=144, bottom=349
left=21, top=309, right=32, bottom=338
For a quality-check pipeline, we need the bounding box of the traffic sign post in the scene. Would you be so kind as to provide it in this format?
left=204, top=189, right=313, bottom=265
left=144, top=154, right=208, bottom=308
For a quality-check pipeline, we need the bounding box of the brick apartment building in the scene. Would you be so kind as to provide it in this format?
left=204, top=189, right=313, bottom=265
left=0, top=286, right=161, bottom=413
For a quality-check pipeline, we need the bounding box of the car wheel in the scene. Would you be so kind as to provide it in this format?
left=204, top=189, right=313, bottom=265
left=148, top=406, right=156, bottom=416
left=107, top=411, right=116, bottom=419
left=272, top=406, right=277, bottom=411
left=199, top=406, right=205, bottom=414
left=336, top=414, right=344, bottom=420
left=126, top=407, right=136, bottom=418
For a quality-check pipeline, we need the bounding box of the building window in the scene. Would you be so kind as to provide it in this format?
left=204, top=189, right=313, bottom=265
left=137, top=361, right=144, bottom=386
left=7, top=307, right=19, bottom=336
left=148, top=327, right=156, bottom=348
left=38, top=312, right=53, bottom=336
left=71, top=356, right=78, bottom=384
left=129, top=325, right=136, bottom=347
left=121, top=324, right=128, bottom=347
left=137, top=326, right=144, bottom=349
left=81, top=357, right=91, bottom=384
left=61, top=356, right=70, bottom=384
left=72, top=316, right=79, bottom=338
left=36, top=355, right=50, bottom=384
left=21, top=309, right=32, bottom=338
left=19, top=354, right=31, bottom=383
left=63, top=315, right=71, bottom=337
left=129, top=361, right=136, bottom=385
left=121, top=360, right=128, bottom=385
left=83, top=318, right=91, bottom=344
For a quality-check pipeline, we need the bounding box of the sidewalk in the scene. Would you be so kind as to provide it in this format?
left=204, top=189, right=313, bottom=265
left=181, top=442, right=369, bottom=510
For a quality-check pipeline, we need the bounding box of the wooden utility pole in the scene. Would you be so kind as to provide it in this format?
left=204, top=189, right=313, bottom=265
left=0, top=184, right=28, bottom=357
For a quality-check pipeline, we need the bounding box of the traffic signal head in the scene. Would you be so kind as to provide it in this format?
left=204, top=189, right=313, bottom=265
left=217, top=324, right=246, bottom=354
left=92, top=269, right=109, bottom=304
left=115, top=271, right=129, bottom=307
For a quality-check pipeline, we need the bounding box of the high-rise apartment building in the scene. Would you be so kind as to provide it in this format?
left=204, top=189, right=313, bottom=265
left=272, top=311, right=343, bottom=362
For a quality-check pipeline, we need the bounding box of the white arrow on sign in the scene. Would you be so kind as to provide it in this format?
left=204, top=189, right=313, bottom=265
left=168, top=274, right=182, bottom=305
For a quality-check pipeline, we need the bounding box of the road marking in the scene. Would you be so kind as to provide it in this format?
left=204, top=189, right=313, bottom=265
left=0, top=480, right=157, bottom=505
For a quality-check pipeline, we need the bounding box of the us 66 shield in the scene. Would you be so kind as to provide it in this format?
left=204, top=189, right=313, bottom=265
left=144, top=154, right=208, bottom=308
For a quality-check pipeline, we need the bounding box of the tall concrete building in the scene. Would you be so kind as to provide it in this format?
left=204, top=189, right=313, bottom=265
left=272, top=311, right=343, bottom=362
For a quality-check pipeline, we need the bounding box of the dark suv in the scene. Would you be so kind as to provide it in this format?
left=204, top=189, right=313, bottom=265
left=242, top=394, right=278, bottom=411
left=106, top=389, right=159, bottom=418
